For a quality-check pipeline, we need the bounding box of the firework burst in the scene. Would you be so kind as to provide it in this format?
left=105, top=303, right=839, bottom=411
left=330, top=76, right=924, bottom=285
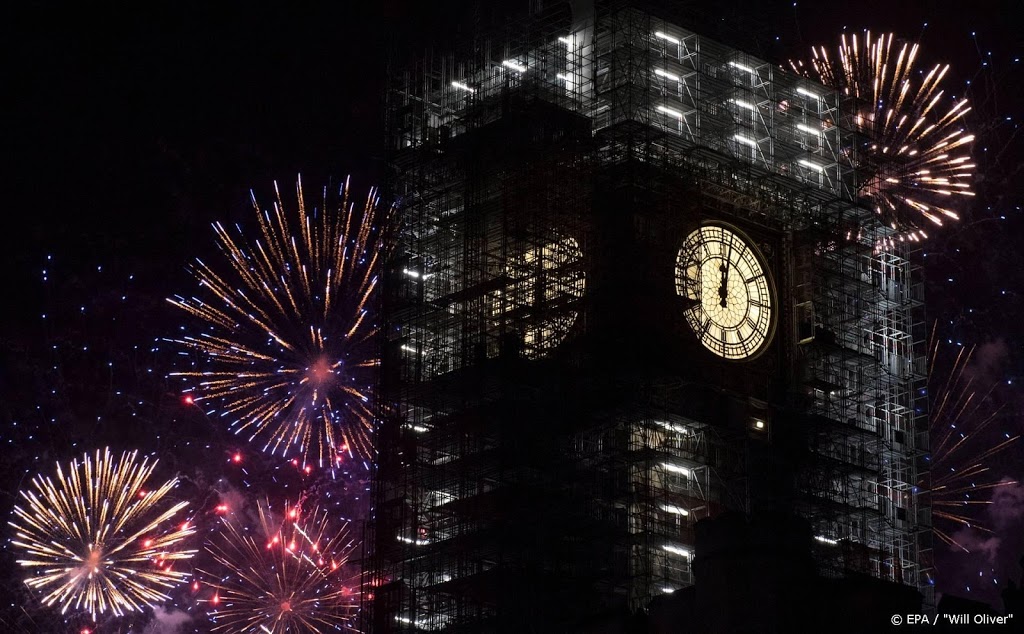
left=168, top=177, right=393, bottom=467
left=8, top=448, right=196, bottom=619
left=793, top=32, right=975, bottom=245
left=924, top=328, right=1019, bottom=552
left=202, top=500, right=358, bottom=633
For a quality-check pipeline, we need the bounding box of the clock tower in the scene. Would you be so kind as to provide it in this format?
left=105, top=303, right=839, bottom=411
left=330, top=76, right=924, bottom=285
left=369, top=3, right=929, bottom=631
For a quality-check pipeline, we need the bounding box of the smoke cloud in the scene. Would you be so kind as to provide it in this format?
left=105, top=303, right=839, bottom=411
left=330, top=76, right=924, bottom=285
left=143, top=606, right=193, bottom=634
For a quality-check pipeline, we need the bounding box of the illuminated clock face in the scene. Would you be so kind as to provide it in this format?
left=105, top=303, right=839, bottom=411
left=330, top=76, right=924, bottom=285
left=490, top=236, right=585, bottom=359
left=675, top=225, right=774, bottom=359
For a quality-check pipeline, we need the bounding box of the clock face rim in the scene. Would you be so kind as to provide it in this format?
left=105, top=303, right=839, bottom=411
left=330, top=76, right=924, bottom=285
left=675, top=222, right=776, bottom=361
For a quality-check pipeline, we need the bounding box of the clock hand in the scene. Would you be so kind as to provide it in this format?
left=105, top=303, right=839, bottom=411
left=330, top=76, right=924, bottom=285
left=719, top=236, right=732, bottom=308
left=719, top=262, right=729, bottom=308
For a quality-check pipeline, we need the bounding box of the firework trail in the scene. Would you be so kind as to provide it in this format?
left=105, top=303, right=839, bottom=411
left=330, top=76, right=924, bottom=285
left=924, top=326, right=1019, bottom=552
left=202, top=500, right=358, bottom=633
left=168, top=177, right=394, bottom=467
left=8, top=448, right=195, bottom=619
left=793, top=32, right=975, bottom=246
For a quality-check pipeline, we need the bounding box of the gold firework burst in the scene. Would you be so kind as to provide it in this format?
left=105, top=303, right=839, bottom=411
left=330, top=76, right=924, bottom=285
left=168, top=177, right=394, bottom=466
left=793, top=32, right=975, bottom=245
left=8, top=448, right=196, bottom=619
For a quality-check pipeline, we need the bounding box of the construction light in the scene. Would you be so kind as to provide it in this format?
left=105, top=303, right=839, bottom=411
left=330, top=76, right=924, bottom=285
left=656, top=105, right=684, bottom=119
left=661, top=462, right=691, bottom=476
left=654, top=31, right=681, bottom=45
left=660, top=504, right=690, bottom=516
left=728, top=61, right=756, bottom=74
left=656, top=420, right=688, bottom=434
left=733, top=134, right=757, bottom=147
left=662, top=544, right=691, bottom=557
left=798, top=159, right=825, bottom=172
left=797, top=123, right=823, bottom=136
left=654, top=68, right=680, bottom=82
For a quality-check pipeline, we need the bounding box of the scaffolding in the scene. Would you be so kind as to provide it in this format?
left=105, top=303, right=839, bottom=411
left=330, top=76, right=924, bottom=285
left=369, top=2, right=930, bottom=631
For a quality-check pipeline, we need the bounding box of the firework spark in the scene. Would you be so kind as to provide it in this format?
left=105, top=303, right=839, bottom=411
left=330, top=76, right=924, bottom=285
left=8, top=448, right=196, bottom=619
left=793, top=32, right=975, bottom=245
left=168, top=177, right=393, bottom=466
left=924, top=327, right=1019, bottom=553
left=202, top=500, right=358, bottom=633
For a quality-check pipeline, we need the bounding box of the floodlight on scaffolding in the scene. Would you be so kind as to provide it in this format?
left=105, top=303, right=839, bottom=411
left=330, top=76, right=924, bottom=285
left=395, top=616, right=437, bottom=629
left=660, top=503, right=690, bottom=516
left=728, top=60, right=756, bottom=74
left=814, top=535, right=840, bottom=545
left=502, top=59, right=527, bottom=73
left=654, top=68, right=681, bottom=82
left=655, top=420, right=689, bottom=434
left=654, top=31, right=681, bottom=45
left=400, top=345, right=419, bottom=353
left=796, top=87, right=822, bottom=100
left=451, top=81, right=475, bottom=93
left=556, top=73, right=569, bottom=81
left=558, top=35, right=573, bottom=45
left=730, top=98, right=756, bottom=111
left=732, top=134, right=757, bottom=148
left=656, top=105, right=684, bottom=120
left=797, top=123, right=824, bottom=136
left=661, top=462, right=691, bottom=476
left=661, top=587, right=677, bottom=594
left=662, top=544, right=691, bottom=557
left=798, top=159, right=825, bottom=172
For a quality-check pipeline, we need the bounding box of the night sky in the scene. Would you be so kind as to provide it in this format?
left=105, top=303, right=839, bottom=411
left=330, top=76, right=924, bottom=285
left=3, top=1, right=1023, bottom=630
